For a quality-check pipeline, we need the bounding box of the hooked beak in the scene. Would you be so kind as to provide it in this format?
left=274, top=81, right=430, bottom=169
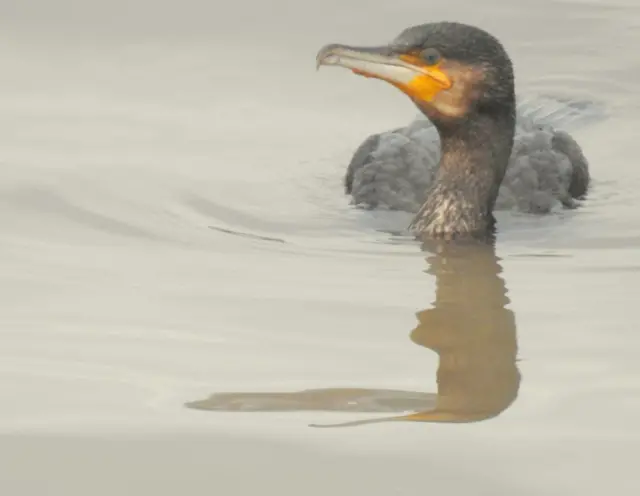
left=316, top=44, right=452, bottom=102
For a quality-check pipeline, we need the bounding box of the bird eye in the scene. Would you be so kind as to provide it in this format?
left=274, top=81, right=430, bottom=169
left=420, top=48, right=441, bottom=66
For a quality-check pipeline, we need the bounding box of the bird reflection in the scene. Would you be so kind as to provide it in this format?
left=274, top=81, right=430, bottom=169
left=186, top=238, right=520, bottom=428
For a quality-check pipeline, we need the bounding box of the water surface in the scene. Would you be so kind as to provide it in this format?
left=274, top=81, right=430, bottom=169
left=1, top=1, right=639, bottom=494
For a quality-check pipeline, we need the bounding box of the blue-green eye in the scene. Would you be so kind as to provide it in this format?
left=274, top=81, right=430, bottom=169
left=420, top=48, right=441, bottom=65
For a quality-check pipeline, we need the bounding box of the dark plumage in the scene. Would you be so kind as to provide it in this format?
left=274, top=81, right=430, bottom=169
left=317, top=22, right=595, bottom=240
left=344, top=96, right=594, bottom=214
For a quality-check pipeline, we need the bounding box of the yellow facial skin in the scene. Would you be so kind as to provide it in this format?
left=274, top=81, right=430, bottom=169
left=397, top=54, right=452, bottom=101
left=316, top=45, right=452, bottom=104
left=317, top=44, right=492, bottom=122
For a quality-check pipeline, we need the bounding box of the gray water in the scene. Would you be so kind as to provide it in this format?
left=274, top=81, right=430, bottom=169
left=1, top=1, right=640, bottom=494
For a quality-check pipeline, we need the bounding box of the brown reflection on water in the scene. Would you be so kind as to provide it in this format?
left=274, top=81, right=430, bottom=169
left=186, top=240, right=520, bottom=428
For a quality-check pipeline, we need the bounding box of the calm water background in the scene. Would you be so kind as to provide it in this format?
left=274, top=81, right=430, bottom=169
left=1, top=0, right=639, bottom=494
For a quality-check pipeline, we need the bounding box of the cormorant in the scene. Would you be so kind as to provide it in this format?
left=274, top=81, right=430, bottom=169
left=317, top=22, right=591, bottom=239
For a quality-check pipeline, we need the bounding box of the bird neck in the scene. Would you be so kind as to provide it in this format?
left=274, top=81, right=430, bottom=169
left=410, top=110, right=515, bottom=240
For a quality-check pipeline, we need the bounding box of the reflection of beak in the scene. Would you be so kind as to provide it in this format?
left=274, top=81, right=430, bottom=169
left=316, top=43, right=451, bottom=102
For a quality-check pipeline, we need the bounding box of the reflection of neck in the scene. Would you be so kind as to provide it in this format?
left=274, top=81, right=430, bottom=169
left=310, top=241, right=520, bottom=428
left=410, top=112, right=515, bottom=239
left=306, top=241, right=520, bottom=429
left=426, top=240, right=509, bottom=307
left=407, top=240, right=520, bottom=422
